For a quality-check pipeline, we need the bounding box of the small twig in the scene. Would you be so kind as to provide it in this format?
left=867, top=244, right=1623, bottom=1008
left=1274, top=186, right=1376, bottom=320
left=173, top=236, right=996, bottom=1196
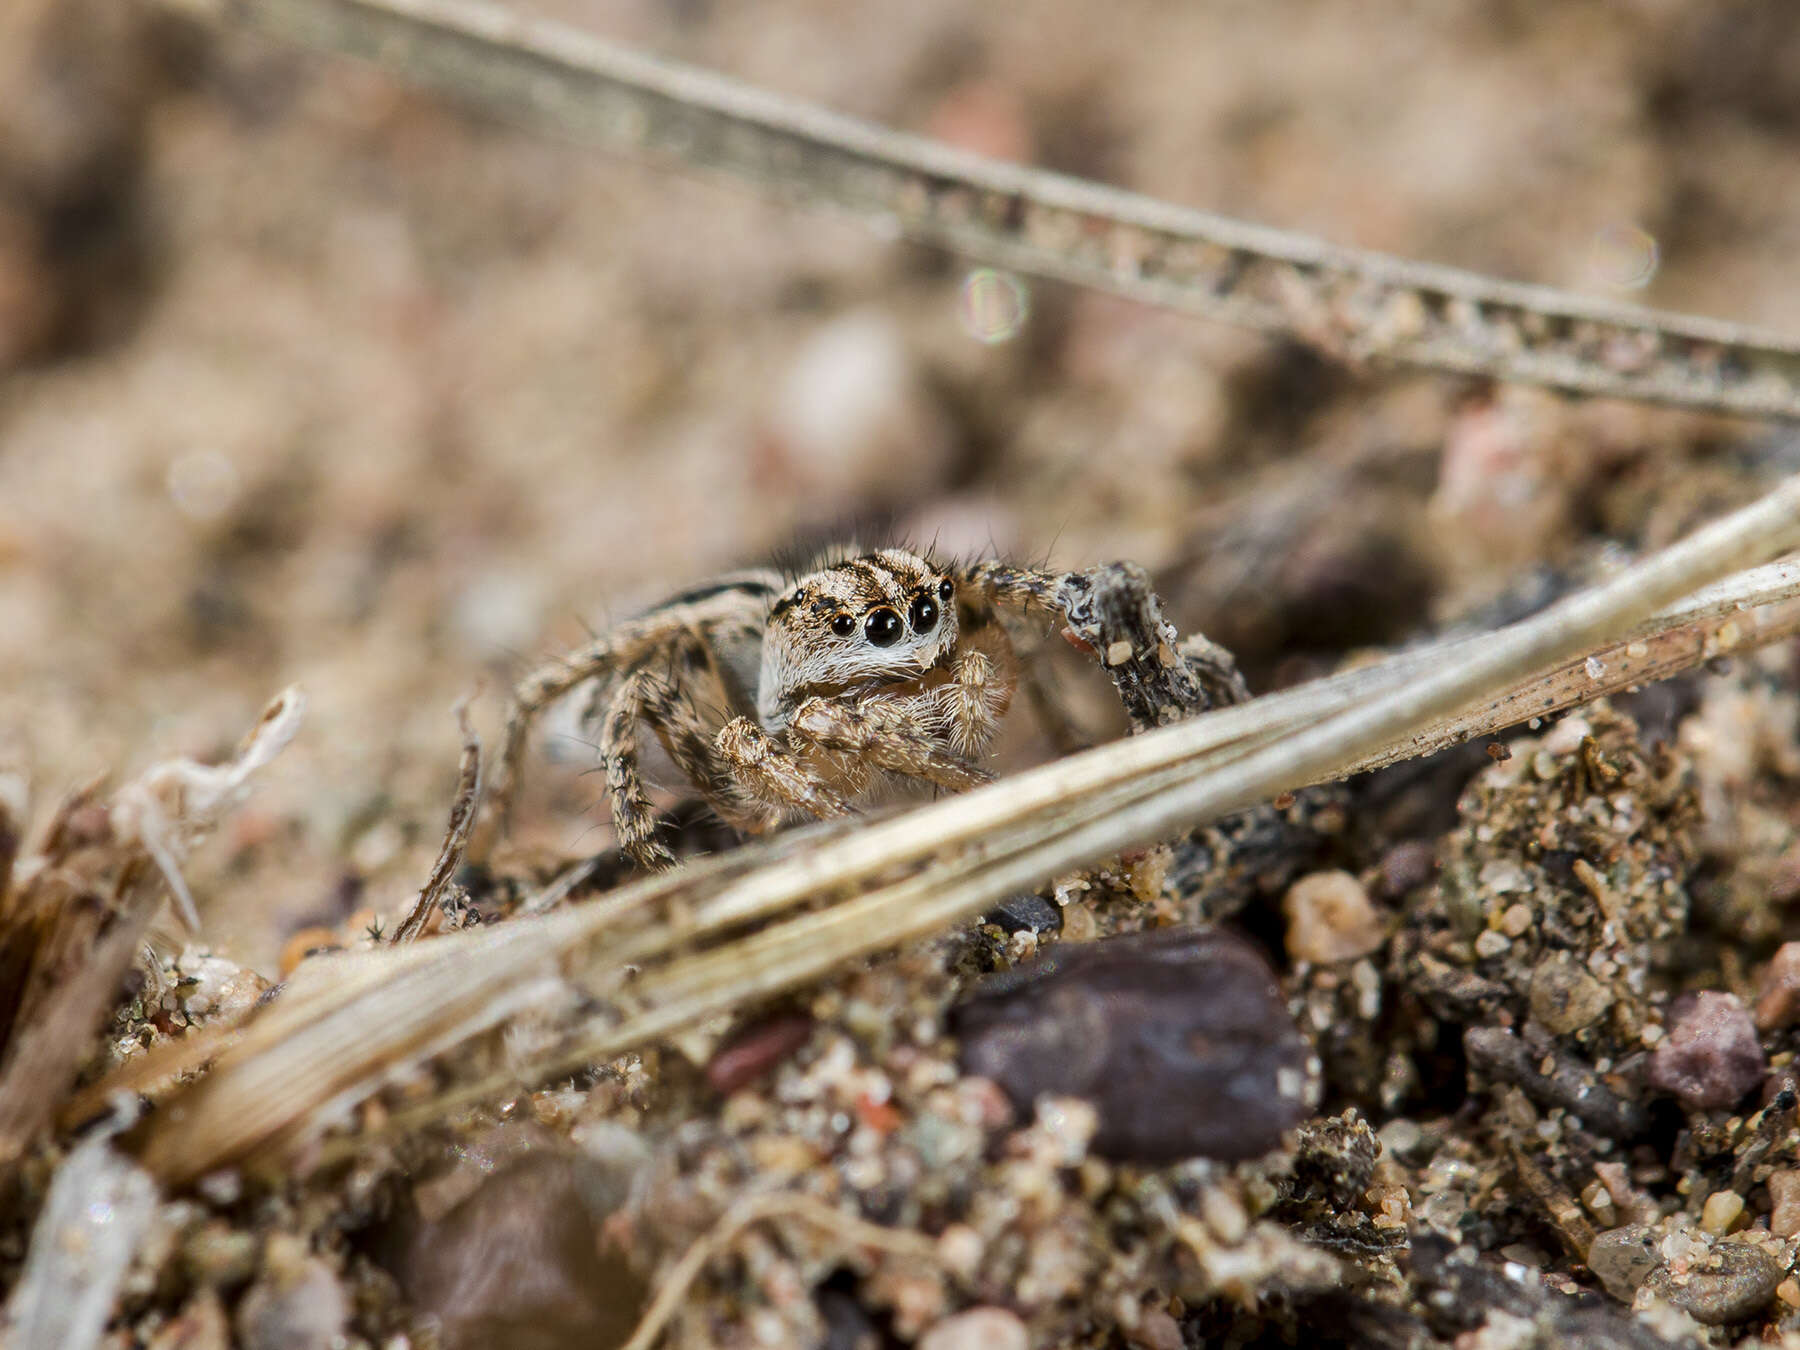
left=393, top=697, right=482, bottom=944
left=618, top=1191, right=938, bottom=1350
left=175, top=0, right=1800, bottom=420
left=516, top=853, right=606, bottom=916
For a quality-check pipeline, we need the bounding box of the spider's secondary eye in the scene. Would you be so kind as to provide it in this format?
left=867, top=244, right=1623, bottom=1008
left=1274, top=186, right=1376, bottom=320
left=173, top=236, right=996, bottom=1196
left=864, top=608, right=903, bottom=646
left=908, top=592, right=939, bottom=633
left=830, top=613, right=856, bottom=637
left=938, top=578, right=954, bottom=602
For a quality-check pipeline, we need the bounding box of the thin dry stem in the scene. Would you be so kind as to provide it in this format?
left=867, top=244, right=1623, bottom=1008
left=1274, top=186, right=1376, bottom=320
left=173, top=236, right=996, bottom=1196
left=393, top=697, right=482, bottom=944
left=172, top=0, right=1800, bottom=419
left=619, top=1192, right=939, bottom=1350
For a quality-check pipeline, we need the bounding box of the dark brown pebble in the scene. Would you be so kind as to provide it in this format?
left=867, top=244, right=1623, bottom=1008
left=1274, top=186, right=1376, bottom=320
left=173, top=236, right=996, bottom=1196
left=951, top=927, right=1309, bottom=1163
left=986, top=892, right=1063, bottom=936
left=235, top=1245, right=347, bottom=1350
left=706, top=1012, right=816, bottom=1096
left=395, top=1152, right=648, bottom=1350
left=1377, top=840, right=1436, bottom=897
left=1647, top=991, right=1765, bottom=1111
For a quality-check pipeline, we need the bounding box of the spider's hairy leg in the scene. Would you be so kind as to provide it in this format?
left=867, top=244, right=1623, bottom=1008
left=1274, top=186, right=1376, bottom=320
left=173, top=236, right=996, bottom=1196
left=957, top=558, right=1064, bottom=621
left=960, top=557, right=1247, bottom=728
left=643, top=627, right=783, bottom=838
left=789, top=696, right=993, bottom=793
left=597, top=668, right=681, bottom=871
left=488, top=577, right=776, bottom=832
left=715, top=717, right=856, bottom=821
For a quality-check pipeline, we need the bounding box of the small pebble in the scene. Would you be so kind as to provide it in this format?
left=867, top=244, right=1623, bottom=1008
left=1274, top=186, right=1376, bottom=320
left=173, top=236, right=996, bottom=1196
left=953, top=928, right=1310, bottom=1163
left=1579, top=1180, right=1617, bottom=1227
left=1283, top=870, right=1385, bottom=964
left=1701, top=1190, right=1745, bottom=1235
left=1499, top=903, right=1533, bottom=938
left=177, top=953, right=270, bottom=1020
left=1377, top=840, right=1436, bottom=897
left=181, top=1220, right=259, bottom=1290
left=1647, top=991, right=1766, bottom=1111
left=394, top=1152, right=648, bottom=1350
left=1473, top=929, right=1511, bottom=959
left=705, top=1013, right=815, bottom=1096
left=1778, top=1278, right=1800, bottom=1309
left=1643, top=1241, right=1780, bottom=1325
left=1125, top=1306, right=1183, bottom=1350
left=1754, top=942, right=1800, bottom=1030
left=917, top=1306, right=1029, bottom=1350
left=147, top=1289, right=228, bottom=1350
left=1528, top=957, right=1613, bottom=1035
left=234, top=1238, right=347, bottom=1350
left=986, top=892, right=1063, bottom=937
left=1767, top=1169, right=1800, bottom=1237
left=1586, top=1224, right=1658, bottom=1301
left=278, top=926, right=342, bottom=976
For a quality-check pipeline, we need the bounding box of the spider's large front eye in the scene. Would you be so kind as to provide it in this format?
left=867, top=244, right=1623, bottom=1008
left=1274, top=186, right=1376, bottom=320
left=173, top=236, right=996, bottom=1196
left=908, top=592, right=939, bottom=634
left=864, top=608, right=903, bottom=646
left=830, top=613, right=856, bottom=637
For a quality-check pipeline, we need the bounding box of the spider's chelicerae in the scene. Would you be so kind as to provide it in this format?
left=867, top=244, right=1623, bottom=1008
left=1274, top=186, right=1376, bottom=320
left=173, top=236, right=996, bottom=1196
left=493, top=547, right=1239, bottom=871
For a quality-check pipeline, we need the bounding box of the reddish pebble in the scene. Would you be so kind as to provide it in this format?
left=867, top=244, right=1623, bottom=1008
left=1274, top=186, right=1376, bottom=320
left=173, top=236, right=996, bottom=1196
left=1647, top=991, right=1766, bottom=1111
left=1769, top=1170, right=1800, bottom=1237
left=1755, top=942, right=1800, bottom=1030
left=855, top=1094, right=902, bottom=1135
left=705, top=1013, right=815, bottom=1096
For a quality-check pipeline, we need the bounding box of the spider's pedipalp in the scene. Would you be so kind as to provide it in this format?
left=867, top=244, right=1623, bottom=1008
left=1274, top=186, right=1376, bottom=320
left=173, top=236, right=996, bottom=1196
left=716, top=716, right=856, bottom=820
left=930, top=622, right=1016, bottom=759
left=788, top=696, right=992, bottom=794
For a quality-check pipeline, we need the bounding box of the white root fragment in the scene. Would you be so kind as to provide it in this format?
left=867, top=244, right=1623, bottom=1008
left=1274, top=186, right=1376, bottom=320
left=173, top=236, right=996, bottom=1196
left=108, top=686, right=305, bottom=932
left=1, top=1114, right=159, bottom=1350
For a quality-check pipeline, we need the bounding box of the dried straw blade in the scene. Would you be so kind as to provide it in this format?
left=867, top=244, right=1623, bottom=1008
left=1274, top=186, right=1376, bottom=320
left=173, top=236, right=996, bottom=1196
left=167, top=0, right=1800, bottom=420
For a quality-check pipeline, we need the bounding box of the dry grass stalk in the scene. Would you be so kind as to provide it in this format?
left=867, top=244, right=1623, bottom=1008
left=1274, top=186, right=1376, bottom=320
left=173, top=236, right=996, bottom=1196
left=163, top=0, right=1800, bottom=420
left=618, top=1192, right=939, bottom=1350
left=131, top=478, right=1800, bottom=1183
left=392, top=698, right=481, bottom=944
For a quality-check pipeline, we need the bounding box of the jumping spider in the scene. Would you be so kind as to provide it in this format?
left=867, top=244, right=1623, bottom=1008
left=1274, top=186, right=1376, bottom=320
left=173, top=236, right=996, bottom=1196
left=492, top=548, right=1243, bottom=871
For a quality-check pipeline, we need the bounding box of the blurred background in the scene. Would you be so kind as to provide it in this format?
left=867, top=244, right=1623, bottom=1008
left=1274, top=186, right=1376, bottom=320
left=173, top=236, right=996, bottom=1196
left=1, top=0, right=1797, bottom=968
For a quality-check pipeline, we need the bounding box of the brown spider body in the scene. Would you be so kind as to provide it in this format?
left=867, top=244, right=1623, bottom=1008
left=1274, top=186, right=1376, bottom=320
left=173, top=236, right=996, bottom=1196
left=493, top=547, right=1095, bottom=870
